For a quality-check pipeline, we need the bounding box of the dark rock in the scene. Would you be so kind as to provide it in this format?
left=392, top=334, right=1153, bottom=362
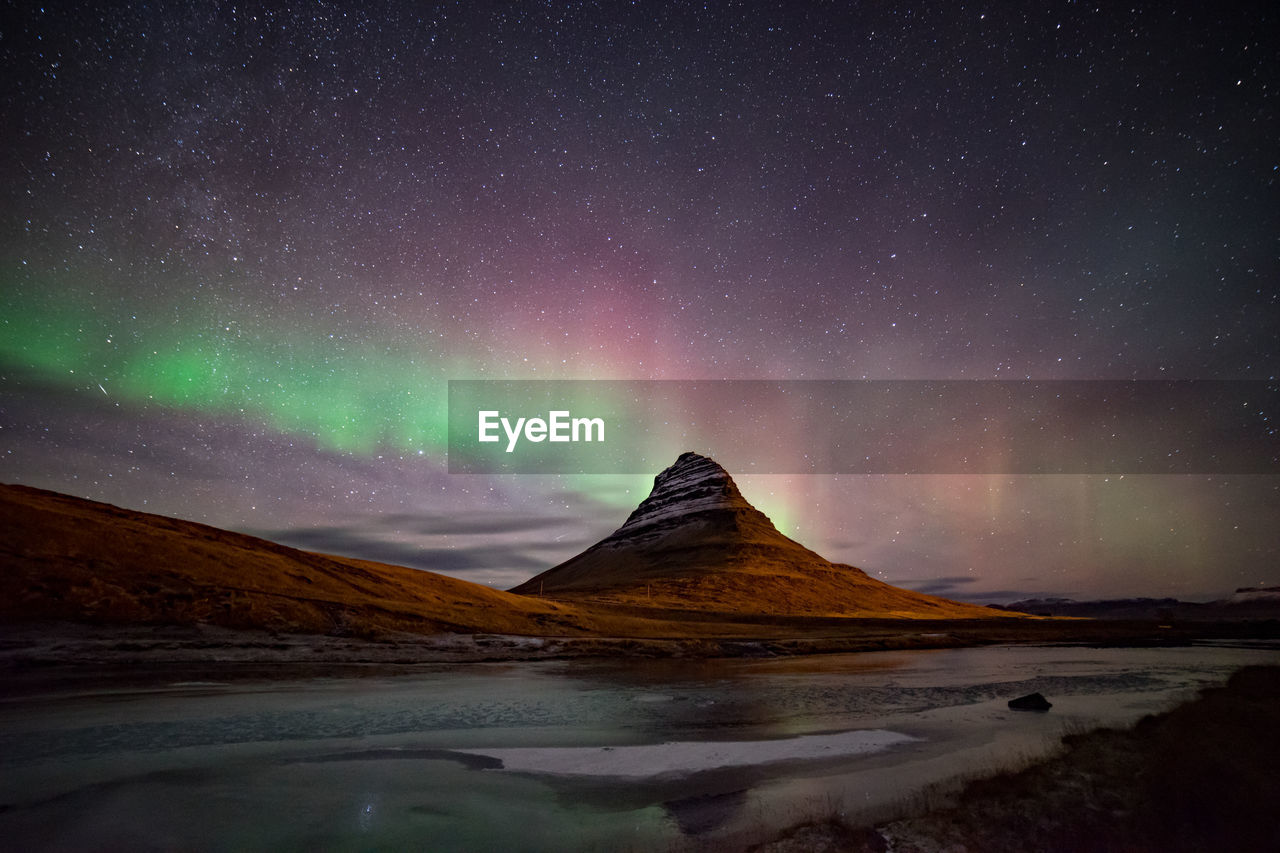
left=1008, top=692, right=1052, bottom=712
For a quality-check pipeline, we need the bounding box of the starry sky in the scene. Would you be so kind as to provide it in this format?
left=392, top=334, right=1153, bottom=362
left=2, top=0, right=1277, bottom=602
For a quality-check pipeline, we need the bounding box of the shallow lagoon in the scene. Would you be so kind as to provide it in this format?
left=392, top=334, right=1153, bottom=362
left=1, top=643, right=1275, bottom=851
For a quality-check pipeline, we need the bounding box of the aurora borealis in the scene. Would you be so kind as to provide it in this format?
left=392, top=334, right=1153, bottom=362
left=2, top=1, right=1277, bottom=600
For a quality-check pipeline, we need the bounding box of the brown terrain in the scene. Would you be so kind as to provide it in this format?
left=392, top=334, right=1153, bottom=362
left=0, top=454, right=1010, bottom=642
left=1, top=453, right=1267, bottom=666
left=0, top=481, right=605, bottom=638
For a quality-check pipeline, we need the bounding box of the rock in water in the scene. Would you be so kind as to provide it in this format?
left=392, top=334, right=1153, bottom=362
left=1008, top=692, right=1053, bottom=712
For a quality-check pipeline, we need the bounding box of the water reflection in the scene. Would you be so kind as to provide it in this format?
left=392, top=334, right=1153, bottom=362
left=0, top=644, right=1274, bottom=851
left=663, top=788, right=749, bottom=836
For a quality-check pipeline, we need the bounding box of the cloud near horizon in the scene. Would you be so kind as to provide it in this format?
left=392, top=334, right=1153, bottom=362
left=250, top=512, right=592, bottom=590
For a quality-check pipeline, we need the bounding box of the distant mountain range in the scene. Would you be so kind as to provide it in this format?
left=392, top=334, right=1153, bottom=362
left=991, top=590, right=1280, bottom=621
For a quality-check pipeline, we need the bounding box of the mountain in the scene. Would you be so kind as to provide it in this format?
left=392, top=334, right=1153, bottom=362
left=512, top=452, right=1009, bottom=619
left=992, top=591, right=1280, bottom=621
left=991, top=598, right=1190, bottom=620
left=0, top=464, right=1022, bottom=652
left=0, top=483, right=602, bottom=638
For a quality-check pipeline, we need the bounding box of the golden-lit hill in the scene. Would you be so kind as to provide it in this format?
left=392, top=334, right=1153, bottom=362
left=513, top=452, right=1010, bottom=620
left=0, top=467, right=1022, bottom=648
left=0, top=483, right=605, bottom=638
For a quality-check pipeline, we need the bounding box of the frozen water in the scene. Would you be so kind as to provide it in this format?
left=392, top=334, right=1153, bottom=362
left=0, top=643, right=1274, bottom=850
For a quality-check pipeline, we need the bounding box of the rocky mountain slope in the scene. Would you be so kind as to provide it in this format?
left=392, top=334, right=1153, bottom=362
left=513, top=452, right=1010, bottom=619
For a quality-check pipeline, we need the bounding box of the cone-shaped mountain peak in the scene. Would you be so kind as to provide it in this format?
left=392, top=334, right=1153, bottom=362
left=616, top=451, right=761, bottom=536
left=512, top=453, right=1008, bottom=620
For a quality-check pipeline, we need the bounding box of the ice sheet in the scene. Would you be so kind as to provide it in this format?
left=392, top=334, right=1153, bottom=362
left=458, top=728, right=920, bottom=777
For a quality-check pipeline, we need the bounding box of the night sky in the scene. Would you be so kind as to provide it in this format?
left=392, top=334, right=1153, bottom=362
left=2, top=1, right=1277, bottom=602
